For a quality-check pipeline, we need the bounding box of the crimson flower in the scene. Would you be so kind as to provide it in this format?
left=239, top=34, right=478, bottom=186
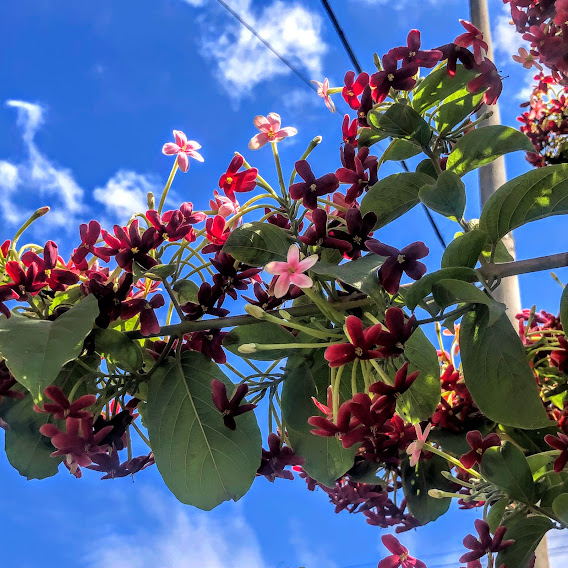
left=545, top=432, right=568, bottom=473
left=342, top=115, right=359, bottom=145
left=454, top=20, right=488, bottom=64
left=308, top=398, right=360, bottom=440
left=370, top=54, right=418, bottom=104
left=459, top=520, right=514, bottom=564
left=365, top=239, right=429, bottom=294
left=34, top=386, right=96, bottom=420
left=370, top=362, right=420, bottom=400
left=121, top=294, right=165, bottom=336
left=0, top=286, right=17, bottom=318
left=298, top=208, right=352, bottom=253
left=146, top=209, right=195, bottom=242
left=467, top=59, right=503, bottom=104
left=460, top=431, right=501, bottom=469
left=71, top=220, right=112, bottom=265
left=2, top=261, right=48, bottom=300
left=248, top=113, right=297, bottom=150
left=289, top=160, right=340, bottom=210
left=203, top=215, right=231, bottom=254
left=376, top=308, right=416, bottom=357
left=324, top=315, right=384, bottom=368
left=357, top=84, right=373, bottom=126
left=389, top=29, right=443, bottom=68
left=219, top=155, right=258, bottom=201
left=165, top=202, right=206, bottom=225
left=257, top=432, right=305, bottom=481
left=437, top=43, right=476, bottom=76
left=329, top=208, right=376, bottom=259
left=162, top=129, right=204, bottom=173
left=336, top=156, right=369, bottom=203
left=188, top=329, right=228, bottom=364
left=211, top=379, right=256, bottom=430
left=342, top=71, right=369, bottom=109
left=378, top=534, right=426, bottom=568
left=22, top=241, right=79, bottom=292
left=181, top=282, right=228, bottom=320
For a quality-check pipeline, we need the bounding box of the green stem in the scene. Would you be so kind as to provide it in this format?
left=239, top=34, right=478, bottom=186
left=157, top=160, right=179, bottom=214
left=271, top=142, right=288, bottom=203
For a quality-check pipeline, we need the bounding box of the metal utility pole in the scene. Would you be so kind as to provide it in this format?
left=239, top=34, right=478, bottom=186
left=469, top=2, right=549, bottom=567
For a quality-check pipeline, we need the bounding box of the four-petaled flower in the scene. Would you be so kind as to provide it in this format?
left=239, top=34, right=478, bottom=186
left=218, top=155, right=258, bottom=201
left=406, top=423, right=432, bottom=467
left=211, top=379, right=256, bottom=430
left=289, top=160, right=340, bottom=210
left=248, top=113, right=297, bottom=150
left=389, top=29, right=442, bottom=68
left=378, top=534, right=426, bottom=568
left=459, top=520, right=514, bottom=564
left=460, top=430, right=501, bottom=469
left=34, top=386, right=96, bottom=420
left=454, top=20, right=488, bottom=65
left=264, top=245, right=318, bottom=298
left=370, top=54, right=418, bottom=104
left=312, top=78, right=335, bottom=112
left=512, top=47, right=543, bottom=71
left=342, top=71, right=370, bottom=109
left=162, top=130, right=204, bottom=173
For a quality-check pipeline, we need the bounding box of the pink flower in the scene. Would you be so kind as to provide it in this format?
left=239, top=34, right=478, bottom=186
left=210, top=190, right=240, bottom=218
left=312, top=78, right=335, bottom=112
left=406, top=423, right=432, bottom=467
left=378, top=534, right=426, bottom=568
left=162, top=130, right=204, bottom=173
left=512, top=47, right=543, bottom=71
left=265, top=245, right=318, bottom=298
left=248, top=113, right=298, bottom=150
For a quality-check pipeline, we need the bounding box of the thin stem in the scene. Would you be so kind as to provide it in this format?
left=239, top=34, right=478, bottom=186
left=162, top=279, right=185, bottom=321
left=271, top=142, right=288, bottom=202
left=158, top=160, right=179, bottom=214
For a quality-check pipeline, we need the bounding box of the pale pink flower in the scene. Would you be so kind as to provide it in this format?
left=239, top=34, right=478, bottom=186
left=162, top=130, right=204, bottom=173
left=209, top=190, right=240, bottom=218
left=406, top=423, right=432, bottom=467
left=248, top=113, right=298, bottom=150
left=312, top=78, right=335, bottom=112
left=512, top=47, right=543, bottom=71
left=265, top=245, right=318, bottom=298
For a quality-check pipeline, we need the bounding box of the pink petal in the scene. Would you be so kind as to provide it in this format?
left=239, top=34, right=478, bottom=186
left=296, top=254, right=318, bottom=272
left=266, top=112, right=282, bottom=131
left=274, top=273, right=291, bottom=298
left=287, top=245, right=300, bottom=267
left=187, top=149, right=204, bottom=162
left=185, top=140, right=202, bottom=151
left=248, top=133, right=269, bottom=150
left=253, top=115, right=270, bottom=131
left=275, top=127, right=298, bottom=140
left=265, top=261, right=288, bottom=275
left=173, top=130, right=187, bottom=147
left=177, top=152, right=189, bottom=173
left=162, top=143, right=181, bottom=155
left=290, top=273, right=313, bottom=289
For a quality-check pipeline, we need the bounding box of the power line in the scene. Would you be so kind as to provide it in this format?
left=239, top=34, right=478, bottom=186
left=215, top=0, right=316, bottom=91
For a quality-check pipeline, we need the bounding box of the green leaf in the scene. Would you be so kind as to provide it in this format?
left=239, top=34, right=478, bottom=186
left=481, top=442, right=535, bottom=502
left=460, top=308, right=551, bottom=429
left=382, top=139, right=422, bottom=162
left=447, top=125, right=533, bottom=177
left=527, top=453, right=555, bottom=475
left=143, top=263, right=176, bottom=281
left=401, top=455, right=454, bottom=523
left=92, top=328, right=144, bottom=372
left=360, top=172, right=435, bottom=230
left=368, top=104, right=432, bottom=147
left=311, top=254, right=385, bottom=308
left=146, top=351, right=261, bottom=510
left=431, top=279, right=506, bottom=326
left=419, top=170, right=466, bottom=221
left=172, top=279, right=200, bottom=305
left=281, top=364, right=356, bottom=487
left=412, top=64, right=479, bottom=114
left=552, top=493, right=568, bottom=525
left=436, top=88, right=484, bottom=134
left=479, top=164, right=568, bottom=245
left=357, top=127, right=388, bottom=150
left=223, top=321, right=296, bottom=361
left=346, top=460, right=384, bottom=484
left=0, top=295, right=99, bottom=401
left=561, top=284, right=568, bottom=336
left=486, top=497, right=510, bottom=533
left=496, top=516, right=553, bottom=568
left=404, top=267, right=478, bottom=311
left=48, top=285, right=84, bottom=315
left=441, top=230, right=487, bottom=269
left=222, top=221, right=293, bottom=266
left=397, top=328, right=441, bottom=422
left=415, top=159, right=438, bottom=179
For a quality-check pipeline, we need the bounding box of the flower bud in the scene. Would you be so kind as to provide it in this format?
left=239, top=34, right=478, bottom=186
left=244, top=304, right=265, bottom=319
left=238, top=343, right=258, bottom=354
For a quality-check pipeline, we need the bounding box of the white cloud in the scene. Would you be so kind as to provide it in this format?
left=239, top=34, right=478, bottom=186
left=493, top=3, right=528, bottom=62
left=0, top=161, right=20, bottom=192
left=196, top=0, right=327, bottom=100
left=93, top=170, right=160, bottom=223
left=182, top=0, right=206, bottom=6
left=86, top=489, right=270, bottom=568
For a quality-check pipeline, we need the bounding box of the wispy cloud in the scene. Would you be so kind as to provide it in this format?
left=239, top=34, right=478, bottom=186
left=86, top=488, right=270, bottom=568
left=190, top=0, right=327, bottom=101
left=492, top=3, right=528, bottom=63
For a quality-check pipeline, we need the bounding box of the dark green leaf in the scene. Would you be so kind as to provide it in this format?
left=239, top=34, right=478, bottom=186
left=496, top=516, right=553, bottom=568
left=481, top=442, right=535, bottom=503
left=552, top=493, right=568, bottom=526
left=460, top=308, right=551, bottom=429
left=431, top=279, right=506, bottom=326
left=436, top=88, right=484, bottom=134
left=441, top=230, right=487, bottom=269
left=415, top=159, right=438, bottom=179
left=223, top=321, right=296, bottom=361
left=146, top=352, right=262, bottom=510
left=419, top=170, right=466, bottom=221
left=401, top=455, right=453, bottom=523
left=143, top=263, right=176, bottom=281
left=360, top=172, right=435, bottom=230
left=223, top=221, right=293, bottom=266
left=479, top=164, right=568, bottom=245
left=404, top=267, right=478, bottom=311
left=397, top=328, right=441, bottom=421
left=357, top=127, right=388, bottom=150
left=382, top=139, right=422, bottom=161
left=486, top=497, right=510, bottom=533
left=0, top=295, right=99, bottom=401
left=527, top=453, right=555, bottom=475
left=311, top=254, right=385, bottom=309
left=447, top=125, right=533, bottom=177
left=172, top=279, right=200, bottom=305
left=412, top=65, right=479, bottom=114
left=48, top=285, right=83, bottom=314
left=346, top=460, right=384, bottom=484
left=92, top=328, right=144, bottom=372
left=368, top=104, right=432, bottom=147
left=281, top=364, right=356, bottom=487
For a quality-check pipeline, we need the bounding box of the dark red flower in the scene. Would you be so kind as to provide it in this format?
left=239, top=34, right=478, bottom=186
left=211, top=379, right=256, bottom=430
left=188, top=329, right=228, bottom=364
left=365, top=239, right=429, bottom=294
left=378, top=534, right=426, bottom=568
left=146, top=209, right=195, bottom=242
left=330, top=208, right=377, bottom=259
left=0, top=361, right=25, bottom=403
left=289, top=160, right=340, bottom=210
left=370, top=362, right=420, bottom=400
left=203, top=215, right=230, bottom=253
left=460, top=431, right=501, bottom=469
left=121, top=294, right=165, bottom=336
left=298, top=208, right=352, bottom=253
left=459, top=520, right=514, bottom=564
left=437, top=43, right=476, bottom=76
left=71, top=220, right=112, bottom=265
left=342, top=71, right=370, bottom=109
left=257, top=432, right=305, bottom=481
left=336, top=156, right=369, bottom=204
left=545, top=432, right=568, bottom=473
left=2, top=261, right=48, bottom=300
left=181, top=282, right=229, bottom=320
left=22, top=241, right=79, bottom=291
left=454, top=20, right=488, bottom=64
left=34, top=386, right=96, bottom=420
left=219, top=155, right=258, bottom=201
left=342, top=115, right=359, bottom=145
left=242, top=282, right=284, bottom=311
left=376, top=308, right=416, bottom=357
left=211, top=252, right=261, bottom=301
left=389, top=29, right=443, bottom=68
left=370, top=54, right=418, bottom=104
left=357, top=84, right=374, bottom=127
left=467, top=59, right=503, bottom=104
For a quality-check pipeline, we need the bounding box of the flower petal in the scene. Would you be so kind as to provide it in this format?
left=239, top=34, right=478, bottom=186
left=273, top=273, right=291, bottom=298
left=289, top=273, right=313, bottom=289
left=162, top=143, right=181, bottom=155
left=249, top=133, right=269, bottom=150
left=173, top=130, right=187, bottom=147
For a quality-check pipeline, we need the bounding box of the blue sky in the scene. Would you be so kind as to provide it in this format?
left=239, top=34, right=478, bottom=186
left=1, top=0, right=567, bottom=566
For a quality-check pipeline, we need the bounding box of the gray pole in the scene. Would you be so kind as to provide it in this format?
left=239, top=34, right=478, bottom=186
left=469, top=2, right=549, bottom=566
